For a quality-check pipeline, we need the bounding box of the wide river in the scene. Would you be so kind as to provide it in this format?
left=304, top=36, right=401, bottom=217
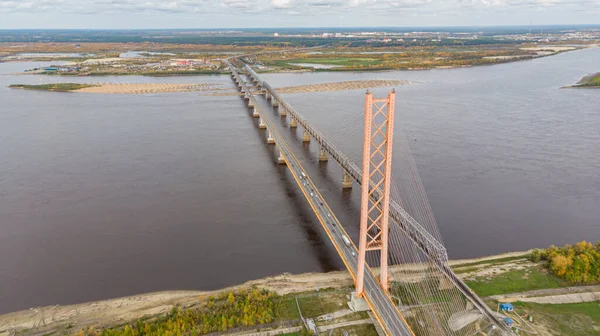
left=1, top=48, right=599, bottom=314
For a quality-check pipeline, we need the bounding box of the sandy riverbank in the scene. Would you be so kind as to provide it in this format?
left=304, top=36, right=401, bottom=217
left=74, top=83, right=220, bottom=94
left=276, top=79, right=407, bottom=94
left=64, top=79, right=407, bottom=95
left=0, top=271, right=354, bottom=335
left=0, top=250, right=531, bottom=335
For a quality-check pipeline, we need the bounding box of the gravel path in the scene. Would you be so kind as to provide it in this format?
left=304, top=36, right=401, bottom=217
left=490, top=285, right=600, bottom=304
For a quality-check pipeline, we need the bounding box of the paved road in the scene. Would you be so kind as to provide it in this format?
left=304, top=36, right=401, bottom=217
left=227, top=64, right=413, bottom=336
left=240, top=64, right=512, bottom=336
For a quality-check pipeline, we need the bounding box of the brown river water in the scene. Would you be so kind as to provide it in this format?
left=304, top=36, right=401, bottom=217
left=0, top=48, right=599, bottom=314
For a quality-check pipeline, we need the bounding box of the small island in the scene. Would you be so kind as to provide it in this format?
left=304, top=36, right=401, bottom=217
left=567, top=72, right=600, bottom=88
left=9, top=83, right=98, bottom=92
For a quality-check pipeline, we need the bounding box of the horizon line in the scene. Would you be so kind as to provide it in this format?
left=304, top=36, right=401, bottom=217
left=2, top=24, right=600, bottom=31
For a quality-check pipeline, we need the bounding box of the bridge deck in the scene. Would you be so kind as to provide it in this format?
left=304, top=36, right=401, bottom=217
left=241, top=63, right=511, bottom=335
left=227, top=62, right=414, bottom=336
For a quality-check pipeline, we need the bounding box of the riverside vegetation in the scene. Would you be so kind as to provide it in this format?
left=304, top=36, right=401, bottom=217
left=569, top=72, right=600, bottom=87
left=83, top=289, right=281, bottom=336
left=68, top=242, right=600, bottom=336
left=530, top=240, right=600, bottom=284
left=250, top=45, right=578, bottom=72
left=463, top=241, right=600, bottom=298
left=8, top=83, right=97, bottom=92
left=72, top=288, right=359, bottom=336
left=5, top=248, right=600, bottom=336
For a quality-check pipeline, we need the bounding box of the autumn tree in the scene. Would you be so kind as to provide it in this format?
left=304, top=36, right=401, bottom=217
left=537, top=240, right=600, bottom=284
left=550, top=254, right=571, bottom=277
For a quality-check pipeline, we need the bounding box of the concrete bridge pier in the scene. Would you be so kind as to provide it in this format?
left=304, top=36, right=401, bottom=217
left=267, top=132, right=276, bottom=144
left=290, top=117, right=297, bottom=128
left=319, top=147, right=328, bottom=162
left=277, top=148, right=286, bottom=165
left=259, top=118, right=267, bottom=129
left=252, top=108, right=260, bottom=118
left=248, top=99, right=254, bottom=107
left=244, top=93, right=250, bottom=100
left=266, top=92, right=272, bottom=100
left=302, top=129, right=311, bottom=143
left=273, top=99, right=279, bottom=107
left=342, top=172, right=353, bottom=189
left=280, top=106, right=287, bottom=116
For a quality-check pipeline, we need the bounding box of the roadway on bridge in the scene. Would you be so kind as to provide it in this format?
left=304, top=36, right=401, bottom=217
left=241, top=64, right=511, bottom=336
left=227, top=65, right=414, bottom=336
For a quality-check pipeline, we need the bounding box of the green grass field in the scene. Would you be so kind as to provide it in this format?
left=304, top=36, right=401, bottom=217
left=586, top=73, right=600, bottom=85
left=512, top=301, right=600, bottom=336
left=465, top=266, right=568, bottom=296
left=452, top=254, right=529, bottom=270
left=574, top=72, right=600, bottom=87
left=275, top=289, right=351, bottom=320
left=285, top=57, right=382, bottom=67
left=279, top=324, right=379, bottom=336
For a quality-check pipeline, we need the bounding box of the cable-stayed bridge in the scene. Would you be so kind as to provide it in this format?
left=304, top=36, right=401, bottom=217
left=225, top=58, right=512, bottom=336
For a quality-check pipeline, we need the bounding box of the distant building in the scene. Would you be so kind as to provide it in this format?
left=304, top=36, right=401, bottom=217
left=273, top=33, right=279, bottom=37
left=504, top=317, right=514, bottom=327
left=500, top=303, right=514, bottom=312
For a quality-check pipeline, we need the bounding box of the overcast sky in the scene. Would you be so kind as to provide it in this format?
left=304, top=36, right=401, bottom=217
left=0, top=0, right=598, bottom=29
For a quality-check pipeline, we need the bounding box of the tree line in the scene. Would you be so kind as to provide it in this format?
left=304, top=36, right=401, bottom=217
left=75, top=289, right=283, bottom=336
left=531, top=240, right=600, bottom=284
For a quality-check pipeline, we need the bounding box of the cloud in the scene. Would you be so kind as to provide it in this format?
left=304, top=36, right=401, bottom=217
left=271, top=0, right=292, bottom=8
left=221, top=0, right=253, bottom=9
left=0, top=0, right=218, bottom=13
left=0, top=0, right=597, bottom=18
left=460, top=0, right=587, bottom=6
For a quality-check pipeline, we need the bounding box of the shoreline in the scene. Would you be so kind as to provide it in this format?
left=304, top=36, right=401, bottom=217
left=5, top=45, right=596, bottom=77
left=6, top=79, right=411, bottom=95
left=0, top=250, right=531, bottom=333
left=562, top=71, right=600, bottom=88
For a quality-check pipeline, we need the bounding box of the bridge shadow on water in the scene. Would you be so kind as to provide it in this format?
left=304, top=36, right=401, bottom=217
left=250, top=92, right=368, bottom=266
left=238, top=95, right=339, bottom=272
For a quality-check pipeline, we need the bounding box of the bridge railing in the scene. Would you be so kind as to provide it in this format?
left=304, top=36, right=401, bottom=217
left=242, top=63, right=513, bottom=334
left=244, top=63, right=448, bottom=264
left=228, top=61, right=421, bottom=336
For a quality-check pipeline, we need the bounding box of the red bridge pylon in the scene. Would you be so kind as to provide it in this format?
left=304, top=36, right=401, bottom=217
left=356, top=89, right=396, bottom=295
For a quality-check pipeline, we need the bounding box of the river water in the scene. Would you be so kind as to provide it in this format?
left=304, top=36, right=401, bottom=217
left=1, top=48, right=599, bottom=314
